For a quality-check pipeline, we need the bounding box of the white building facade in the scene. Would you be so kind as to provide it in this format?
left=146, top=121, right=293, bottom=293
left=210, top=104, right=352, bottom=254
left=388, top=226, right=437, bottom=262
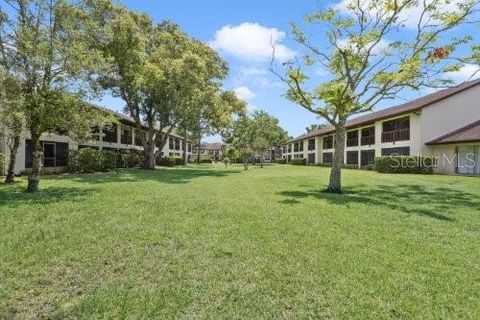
left=282, top=79, right=480, bottom=176
left=0, top=109, right=193, bottom=175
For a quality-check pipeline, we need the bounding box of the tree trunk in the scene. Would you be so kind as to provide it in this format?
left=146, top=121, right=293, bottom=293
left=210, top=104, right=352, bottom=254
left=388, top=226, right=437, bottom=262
left=260, top=153, right=264, bottom=168
left=5, top=135, right=20, bottom=184
left=196, top=137, right=201, bottom=164
left=143, top=132, right=156, bottom=170
left=26, top=133, right=42, bottom=193
left=182, top=130, right=187, bottom=165
left=327, top=123, right=346, bottom=193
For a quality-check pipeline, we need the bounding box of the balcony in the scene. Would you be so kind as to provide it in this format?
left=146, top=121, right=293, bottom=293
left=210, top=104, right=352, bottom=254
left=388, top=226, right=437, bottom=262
left=381, top=128, right=410, bottom=143
left=361, top=135, right=375, bottom=146
left=346, top=138, right=359, bottom=147
left=121, top=136, right=132, bottom=145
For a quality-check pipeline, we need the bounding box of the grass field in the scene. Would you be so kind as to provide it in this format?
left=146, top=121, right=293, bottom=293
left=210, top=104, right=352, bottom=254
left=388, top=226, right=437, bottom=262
left=1, top=164, right=479, bottom=319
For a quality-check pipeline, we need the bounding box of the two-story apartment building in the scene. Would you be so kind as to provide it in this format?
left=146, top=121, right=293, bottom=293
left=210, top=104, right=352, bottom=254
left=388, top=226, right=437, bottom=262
left=282, top=79, right=480, bottom=175
left=0, top=107, right=193, bottom=175
left=193, top=142, right=227, bottom=161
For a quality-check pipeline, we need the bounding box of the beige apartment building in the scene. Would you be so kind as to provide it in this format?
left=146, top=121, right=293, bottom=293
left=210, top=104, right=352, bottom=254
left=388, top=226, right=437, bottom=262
left=282, top=79, right=480, bottom=175
left=0, top=107, right=193, bottom=175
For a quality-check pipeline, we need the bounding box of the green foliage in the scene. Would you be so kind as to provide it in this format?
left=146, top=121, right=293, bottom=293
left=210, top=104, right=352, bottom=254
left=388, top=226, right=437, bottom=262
left=200, top=158, right=214, bottom=164
left=374, top=156, right=435, bottom=174
left=117, top=150, right=144, bottom=168
left=173, top=157, right=184, bottom=166
left=68, top=149, right=118, bottom=174
left=275, top=159, right=287, bottom=164
left=291, top=158, right=307, bottom=165
left=157, top=156, right=176, bottom=167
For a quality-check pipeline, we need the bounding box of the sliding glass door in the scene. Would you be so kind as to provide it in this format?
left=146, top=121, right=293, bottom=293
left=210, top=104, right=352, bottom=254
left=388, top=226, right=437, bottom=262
left=457, top=145, right=479, bottom=175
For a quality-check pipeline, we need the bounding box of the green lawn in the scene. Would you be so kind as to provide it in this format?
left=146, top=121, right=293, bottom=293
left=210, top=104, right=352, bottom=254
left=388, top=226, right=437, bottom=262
left=1, top=164, right=479, bottom=319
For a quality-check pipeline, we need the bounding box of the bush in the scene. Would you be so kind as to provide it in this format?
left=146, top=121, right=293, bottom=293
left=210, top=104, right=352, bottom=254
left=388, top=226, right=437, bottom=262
left=0, top=152, right=5, bottom=176
left=68, top=148, right=118, bottom=173
left=315, top=163, right=332, bottom=167
left=200, top=158, right=213, bottom=164
left=158, top=156, right=176, bottom=167
left=291, top=158, right=307, bottom=165
left=173, top=157, right=184, bottom=166
left=117, top=149, right=144, bottom=168
left=275, top=159, right=286, bottom=164
left=374, top=156, right=435, bottom=174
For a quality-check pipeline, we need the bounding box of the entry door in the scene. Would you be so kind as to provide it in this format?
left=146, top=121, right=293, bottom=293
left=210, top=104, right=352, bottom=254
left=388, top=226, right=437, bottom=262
left=457, top=146, right=477, bottom=175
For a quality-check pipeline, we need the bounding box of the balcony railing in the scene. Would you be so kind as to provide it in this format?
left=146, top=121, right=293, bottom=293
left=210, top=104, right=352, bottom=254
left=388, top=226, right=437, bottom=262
left=361, top=135, right=375, bottom=146
left=381, top=128, right=410, bottom=143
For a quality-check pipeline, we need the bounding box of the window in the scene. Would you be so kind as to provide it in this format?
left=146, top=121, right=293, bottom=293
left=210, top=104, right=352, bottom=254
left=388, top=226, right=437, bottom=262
left=103, top=124, right=117, bottom=143
left=347, top=131, right=359, bottom=147
left=293, top=142, right=299, bottom=152
left=298, top=141, right=304, bottom=152
left=308, top=139, right=315, bottom=151
left=25, top=140, right=69, bottom=168
left=323, top=136, right=334, bottom=149
left=287, top=155, right=292, bottom=162
left=361, top=127, right=375, bottom=146
left=175, top=139, right=181, bottom=151
left=288, top=144, right=292, bottom=153
left=361, top=150, right=375, bottom=166
left=346, top=151, right=359, bottom=165
left=323, top=152, right=333, bottom=163
left=382, top=117, right=410, bottom=142
left=121, top=128, right=133, bottom=145
left=135, top=132, right=144, bottom=147
left=381, top=147, right=410, bottom=156
left=308, top=153, right=315, bottom=164
left=169, top=137, right=174, bottom=150
left=188, top=144, right=192, bottom=152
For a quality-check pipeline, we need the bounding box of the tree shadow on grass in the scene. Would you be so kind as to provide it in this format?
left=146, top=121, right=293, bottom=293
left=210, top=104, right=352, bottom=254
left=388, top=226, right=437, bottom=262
left=56, top=166, right=242, bottom=185
left=278, top=184, right=480, bottom=221
left=0, top=186, right=101, bottom=209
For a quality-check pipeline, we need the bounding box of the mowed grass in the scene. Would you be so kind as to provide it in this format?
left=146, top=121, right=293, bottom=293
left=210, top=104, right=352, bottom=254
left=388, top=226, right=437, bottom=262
left=1, top=164, right=480, bottom=319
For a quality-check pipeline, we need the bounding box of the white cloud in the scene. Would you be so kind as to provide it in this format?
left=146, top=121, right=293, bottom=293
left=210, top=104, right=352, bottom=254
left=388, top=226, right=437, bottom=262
left=334, top=0, right=472, bottom=30
left=210, top=22, right=296, bottom=62
left=234, top=86, right=256, bottom=101
left=239, top=66, right=268, bottom=77
left=446, top=64, right=480, bottom=83
left=337, top=38, right=391, bottom=55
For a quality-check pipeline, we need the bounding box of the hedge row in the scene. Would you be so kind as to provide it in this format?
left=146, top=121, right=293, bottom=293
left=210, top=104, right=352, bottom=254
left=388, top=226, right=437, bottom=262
left=275, top=159, right=287, bottom=164
left=68, top=149, right=118, bottom=173
left=291, top=158, right=307, bottom=165
left=374, top=156, right=435, bottom=174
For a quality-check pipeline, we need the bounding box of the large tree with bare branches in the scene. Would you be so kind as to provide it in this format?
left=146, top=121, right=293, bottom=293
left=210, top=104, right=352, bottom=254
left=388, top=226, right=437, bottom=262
left=273, top=0, right=477, bottom=193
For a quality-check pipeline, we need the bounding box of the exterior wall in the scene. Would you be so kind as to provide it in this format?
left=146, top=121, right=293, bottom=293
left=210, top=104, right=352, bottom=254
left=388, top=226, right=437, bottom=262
left=282, top=112, right=421, bottom=168
left=420, top=84, right=480, bottom=155
left=5, top=123, right=192, bottom=175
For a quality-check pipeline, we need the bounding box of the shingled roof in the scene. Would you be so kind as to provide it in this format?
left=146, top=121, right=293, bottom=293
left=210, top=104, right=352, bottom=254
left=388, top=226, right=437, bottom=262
left=286, top=78, right=480, bottom=144
left=426, top=120, right=480, bottom=145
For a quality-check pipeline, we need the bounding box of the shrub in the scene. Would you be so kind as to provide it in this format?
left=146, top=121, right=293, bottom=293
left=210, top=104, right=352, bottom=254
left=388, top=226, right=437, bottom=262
left=374, top=156, right=435, bottom=174
left=0, top=152, right=5, bottom=176
left=173, top=157, right=184, bottom=166
left=291, top=158, right=307, bottom=165
left=118, top=149, right=143, bottom=168
left=200, top=158, right=213, bottom=164
left=275, top=159, right=286, bottom=164
left=316, top=163, right=332, bottom=167
left=158, top=156, right=176, bottom=167
left=68, top=148, right=118, bottom=173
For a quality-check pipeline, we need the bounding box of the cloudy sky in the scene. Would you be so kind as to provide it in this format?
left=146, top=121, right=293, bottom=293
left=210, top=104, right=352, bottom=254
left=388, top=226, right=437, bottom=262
left=97, top=0, right=480, bottom=141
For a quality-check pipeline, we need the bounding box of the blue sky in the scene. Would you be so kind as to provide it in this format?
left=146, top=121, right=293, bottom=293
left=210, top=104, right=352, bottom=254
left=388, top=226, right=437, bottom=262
left=95, top=0, right=479, bottom=141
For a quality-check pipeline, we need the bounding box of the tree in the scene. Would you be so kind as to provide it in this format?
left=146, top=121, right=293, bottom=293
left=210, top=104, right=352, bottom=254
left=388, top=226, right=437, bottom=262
left=250, top=111, right=289, bottom=168
left=0, top=71, right=24, bottom=184
left=102, top=11, right=234, bottom=169
left=224, top=111, right=287, bottom=169
left=0, top=0, right=114, bottom=192
left=273, top=0, right=477, bottom=193
left=305, top=123, right=328, bottom=133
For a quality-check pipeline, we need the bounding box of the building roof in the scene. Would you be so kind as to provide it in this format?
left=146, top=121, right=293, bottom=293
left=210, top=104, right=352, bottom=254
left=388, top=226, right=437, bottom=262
left=426, top=120, right=480, bottom=145
left=199, top=142, right=227, bottom=150
left=93, top=105, right=190, bottom=141
left=285, top=78, right=480, bottom=144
